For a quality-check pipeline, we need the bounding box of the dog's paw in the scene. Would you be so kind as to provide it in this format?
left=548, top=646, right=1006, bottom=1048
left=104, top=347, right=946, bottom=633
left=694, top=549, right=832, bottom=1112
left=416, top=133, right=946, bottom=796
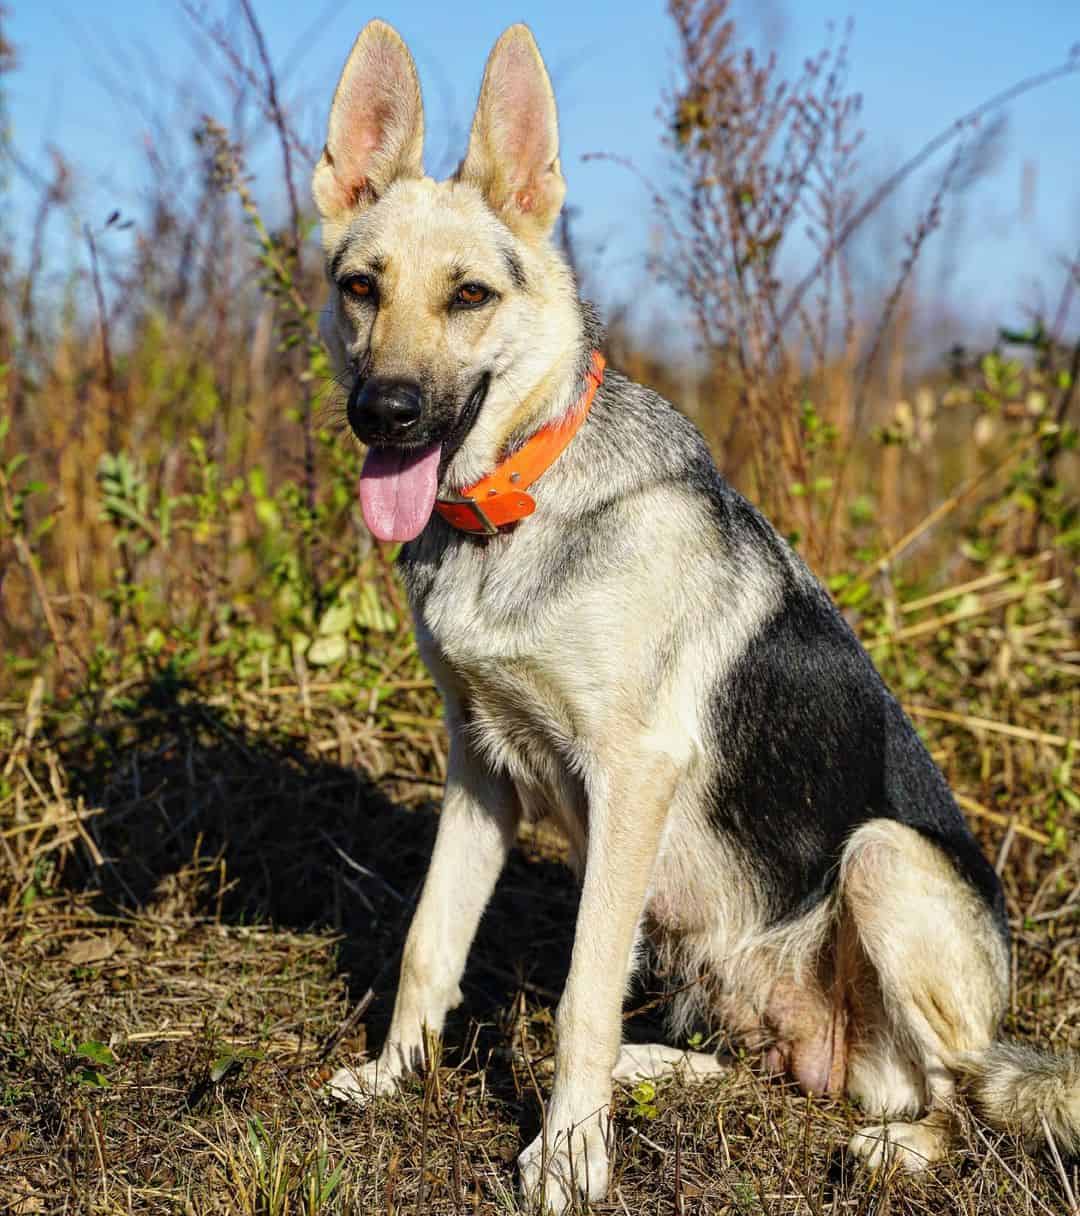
left=848, top=1117, right=949, bottom=1172
left=612, top=1042, right=731, bottom=1084
left=518, top=1106, right=610, bottom=1213
left=323, top=1058, right=400, bottom=1107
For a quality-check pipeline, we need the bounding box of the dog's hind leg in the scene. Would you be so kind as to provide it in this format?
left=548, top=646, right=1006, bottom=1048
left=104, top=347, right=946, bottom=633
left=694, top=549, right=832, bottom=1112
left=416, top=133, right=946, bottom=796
left=612, top=1042, right=731, bottom=1083
left=839, top=819, right=1009, bottom=1171
left=327, top=736, right=519, bottom=1105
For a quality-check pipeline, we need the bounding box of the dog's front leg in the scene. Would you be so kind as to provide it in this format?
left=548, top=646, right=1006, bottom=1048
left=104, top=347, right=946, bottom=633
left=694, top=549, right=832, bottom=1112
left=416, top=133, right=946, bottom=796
left=328, top=732, right=519, bottom=1103
left=519, top=753, right=675, bottom=1212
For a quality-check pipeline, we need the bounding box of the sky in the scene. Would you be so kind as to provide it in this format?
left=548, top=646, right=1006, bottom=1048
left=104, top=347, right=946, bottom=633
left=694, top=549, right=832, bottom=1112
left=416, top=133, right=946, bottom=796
left=5, top=0, right=1080, bottom=340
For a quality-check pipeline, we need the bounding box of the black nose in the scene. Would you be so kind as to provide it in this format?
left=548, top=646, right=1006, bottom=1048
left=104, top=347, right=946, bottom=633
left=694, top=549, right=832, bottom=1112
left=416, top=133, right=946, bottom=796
left=349, top=377, right=423, bottom=437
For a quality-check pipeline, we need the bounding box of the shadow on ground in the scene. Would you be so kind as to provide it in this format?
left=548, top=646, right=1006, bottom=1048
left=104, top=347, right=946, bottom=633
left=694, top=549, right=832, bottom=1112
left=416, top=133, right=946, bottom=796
left=5, top=675, right=1071, bottom=1213
left=52, top=673, right=581, bottom=1053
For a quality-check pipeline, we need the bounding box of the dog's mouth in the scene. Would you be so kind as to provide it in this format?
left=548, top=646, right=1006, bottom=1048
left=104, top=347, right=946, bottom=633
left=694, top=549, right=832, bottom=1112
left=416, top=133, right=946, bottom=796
left=357, top=374, right=490, bottom=543
left=438, top=372, right=491, bottom=476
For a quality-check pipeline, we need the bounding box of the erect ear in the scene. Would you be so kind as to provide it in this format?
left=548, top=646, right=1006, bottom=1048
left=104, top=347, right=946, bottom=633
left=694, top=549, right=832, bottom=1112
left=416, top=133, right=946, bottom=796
left=457, top=25, right=565, bottom=241
left=312, top=20, right=424, bottom=222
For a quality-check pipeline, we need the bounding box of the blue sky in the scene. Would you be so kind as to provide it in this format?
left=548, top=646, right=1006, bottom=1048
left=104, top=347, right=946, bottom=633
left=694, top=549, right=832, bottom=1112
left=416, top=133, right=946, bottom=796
left=6, top=0, right=1080, bottom=338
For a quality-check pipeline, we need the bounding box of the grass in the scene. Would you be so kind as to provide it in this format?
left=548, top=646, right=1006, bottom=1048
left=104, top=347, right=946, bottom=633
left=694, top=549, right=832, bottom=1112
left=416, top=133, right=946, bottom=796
left=1, top=0, right=1078, bottom=1209
left=1, top=562, right=1077, bottom=1213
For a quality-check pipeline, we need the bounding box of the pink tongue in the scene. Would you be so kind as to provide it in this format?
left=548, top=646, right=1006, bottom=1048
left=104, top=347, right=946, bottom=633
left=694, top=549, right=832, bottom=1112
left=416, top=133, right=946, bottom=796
left=359, top=443, right=442, bottom=542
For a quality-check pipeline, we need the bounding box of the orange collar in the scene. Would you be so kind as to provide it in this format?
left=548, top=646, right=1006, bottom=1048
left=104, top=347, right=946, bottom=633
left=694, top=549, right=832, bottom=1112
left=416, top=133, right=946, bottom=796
left=435, top=351, right=605, bottom=535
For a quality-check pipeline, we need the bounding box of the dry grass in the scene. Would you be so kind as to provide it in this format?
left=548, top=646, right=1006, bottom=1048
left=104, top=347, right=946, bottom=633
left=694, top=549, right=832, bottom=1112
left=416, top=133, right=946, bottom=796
left=2, top=2, right=1078, bottom=1211
left=1, top=562, right=1078, bottom=1215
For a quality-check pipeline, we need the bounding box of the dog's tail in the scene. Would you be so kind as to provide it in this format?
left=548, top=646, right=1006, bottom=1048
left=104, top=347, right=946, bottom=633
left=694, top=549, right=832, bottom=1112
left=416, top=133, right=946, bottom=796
left=956, top=1041, right=1080, bottom=1154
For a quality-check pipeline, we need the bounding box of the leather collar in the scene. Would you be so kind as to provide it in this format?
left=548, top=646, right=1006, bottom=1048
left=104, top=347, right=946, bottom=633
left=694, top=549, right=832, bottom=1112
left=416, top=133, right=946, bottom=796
left=435, top=351, right=605, bottom=535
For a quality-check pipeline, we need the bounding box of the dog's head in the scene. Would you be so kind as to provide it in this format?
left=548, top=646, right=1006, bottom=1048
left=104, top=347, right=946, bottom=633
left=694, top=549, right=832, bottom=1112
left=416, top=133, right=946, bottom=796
left=313, top=22, right=585, bottom=542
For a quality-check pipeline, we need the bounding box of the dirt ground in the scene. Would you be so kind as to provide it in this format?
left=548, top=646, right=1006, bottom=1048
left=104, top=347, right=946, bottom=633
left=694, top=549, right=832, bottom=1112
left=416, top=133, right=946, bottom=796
left=1, top=671, right=1077, bottom=1214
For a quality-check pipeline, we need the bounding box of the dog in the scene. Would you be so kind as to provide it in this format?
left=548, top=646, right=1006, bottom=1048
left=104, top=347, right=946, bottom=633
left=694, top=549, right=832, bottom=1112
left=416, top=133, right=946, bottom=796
left=312, top=20, right=1080, bottom=1211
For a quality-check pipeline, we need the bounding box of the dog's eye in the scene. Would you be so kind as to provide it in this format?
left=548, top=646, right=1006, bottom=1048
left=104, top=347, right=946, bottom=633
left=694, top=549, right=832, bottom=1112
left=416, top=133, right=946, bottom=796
left=342, top=274, right=375, bottom=301
left=453, top=283, right=491, bottom=309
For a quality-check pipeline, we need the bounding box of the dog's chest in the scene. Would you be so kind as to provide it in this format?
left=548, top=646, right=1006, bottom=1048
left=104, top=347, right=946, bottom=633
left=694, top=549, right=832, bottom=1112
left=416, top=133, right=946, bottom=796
left=406, top=540, right=593, bottom=828
left=448, top=651, right=592, bottom=853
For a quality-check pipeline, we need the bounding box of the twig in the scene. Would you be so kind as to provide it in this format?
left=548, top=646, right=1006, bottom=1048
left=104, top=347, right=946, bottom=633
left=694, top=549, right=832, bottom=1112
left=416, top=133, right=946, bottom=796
left=899, top=557, right=1051, bottom=614
left=1050, top=245, right=1080, bottom=343
left=1041, top=1115, right=1079, bottom=1216
left=905, top=705, right=1073, bottom=750
left=994, top=818, right=1018, bottom=875
left=872, top=578, right=1063, bottom=645
left=778, top=57, right=1080, bottom=335
left=236, top=0, right=302, bottom=271
left=626, top=1125, right=669, bottom=1156
left=179, top=0, right=315, bottom=166
left=316, top=987, right=375, bottom=1065
left=84, top=224, right=116, bottom=446
left=0, top=466, right=76, bottom=673
left=954, top=793, right=1051, bottom=847
left=234, top=0, right=320, bottom=547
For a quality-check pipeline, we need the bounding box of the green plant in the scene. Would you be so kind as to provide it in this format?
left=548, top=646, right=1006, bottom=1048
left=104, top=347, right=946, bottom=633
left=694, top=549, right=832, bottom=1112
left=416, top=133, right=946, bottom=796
left=629, top=1079, right=659, bottom=1119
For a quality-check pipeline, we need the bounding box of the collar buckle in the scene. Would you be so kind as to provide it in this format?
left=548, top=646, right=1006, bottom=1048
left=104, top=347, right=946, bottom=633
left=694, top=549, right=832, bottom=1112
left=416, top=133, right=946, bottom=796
left=435, top=492, right=499, bottom=536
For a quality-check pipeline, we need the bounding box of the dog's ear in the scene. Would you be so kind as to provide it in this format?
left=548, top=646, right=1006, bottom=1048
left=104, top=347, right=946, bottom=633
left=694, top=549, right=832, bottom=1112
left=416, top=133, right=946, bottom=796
left=312, top=20, right=424, bottom=222
left=458, top=25, right=565, bottom=242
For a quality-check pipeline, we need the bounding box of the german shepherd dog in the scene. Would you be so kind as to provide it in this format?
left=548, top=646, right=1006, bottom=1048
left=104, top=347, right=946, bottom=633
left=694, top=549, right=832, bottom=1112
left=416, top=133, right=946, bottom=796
left=313, top=20, right=1080, bottom=1211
